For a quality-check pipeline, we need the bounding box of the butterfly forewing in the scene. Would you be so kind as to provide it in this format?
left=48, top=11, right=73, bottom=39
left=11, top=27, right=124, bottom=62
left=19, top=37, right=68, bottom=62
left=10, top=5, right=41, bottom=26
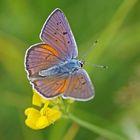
left=25, top=43, right=62, bottom=78
left=40, top=8, right=78, bottom=60
left=63, top=69, right=94, bottom=101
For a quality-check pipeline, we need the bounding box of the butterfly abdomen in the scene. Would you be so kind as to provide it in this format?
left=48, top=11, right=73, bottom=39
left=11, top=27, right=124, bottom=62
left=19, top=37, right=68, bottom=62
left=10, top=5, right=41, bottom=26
left=39, top=65, right=62, bottom=77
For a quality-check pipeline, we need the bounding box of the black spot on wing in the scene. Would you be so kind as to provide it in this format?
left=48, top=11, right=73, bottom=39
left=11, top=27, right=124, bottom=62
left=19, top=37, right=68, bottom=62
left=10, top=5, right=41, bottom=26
left=63, top=32, right=67, bottom=35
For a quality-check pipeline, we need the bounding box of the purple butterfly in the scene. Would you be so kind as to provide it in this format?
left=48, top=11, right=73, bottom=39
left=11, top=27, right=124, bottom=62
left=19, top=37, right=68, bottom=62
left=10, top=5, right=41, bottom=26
left=24, top=8, right=94, bottom=101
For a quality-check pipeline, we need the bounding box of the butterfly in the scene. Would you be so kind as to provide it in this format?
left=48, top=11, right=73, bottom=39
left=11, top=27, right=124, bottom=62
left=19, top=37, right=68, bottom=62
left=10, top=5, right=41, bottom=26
left=24, top=8, right=95, bottom=101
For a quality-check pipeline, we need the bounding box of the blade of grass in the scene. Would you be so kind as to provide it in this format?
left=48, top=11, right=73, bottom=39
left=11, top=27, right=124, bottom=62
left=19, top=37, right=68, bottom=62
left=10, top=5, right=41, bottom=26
left=86, top=0, right=138, bottom=66
left=69, top=114, right=128, bottom=140
left=63, top=122, right=80, bottom=140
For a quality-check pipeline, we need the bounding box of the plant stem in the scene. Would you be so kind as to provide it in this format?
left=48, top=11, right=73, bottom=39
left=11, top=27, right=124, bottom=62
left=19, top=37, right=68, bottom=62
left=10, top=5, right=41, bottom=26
left=68, top=114, right=127, bottom=140
left=63, top=122, right=80, bottom=140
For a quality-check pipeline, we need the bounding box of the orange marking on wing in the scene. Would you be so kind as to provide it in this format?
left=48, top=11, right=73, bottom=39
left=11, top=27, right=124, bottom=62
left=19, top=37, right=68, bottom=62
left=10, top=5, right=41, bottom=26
left=41, top=44, right=59, bottom=56
left=59, top=79, right=69, bottom=93
left=53, top=79, right=69, bottom=95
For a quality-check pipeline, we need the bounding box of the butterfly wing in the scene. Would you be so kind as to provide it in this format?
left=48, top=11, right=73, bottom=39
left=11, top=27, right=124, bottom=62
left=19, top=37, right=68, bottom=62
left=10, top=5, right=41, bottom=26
left=32, top=75, right=69, bottom=99
left=40, top=8, right=78, bottom=60
left=25, top=43, right=63, bottom=79
left=63, top=69, right=94, bottom=101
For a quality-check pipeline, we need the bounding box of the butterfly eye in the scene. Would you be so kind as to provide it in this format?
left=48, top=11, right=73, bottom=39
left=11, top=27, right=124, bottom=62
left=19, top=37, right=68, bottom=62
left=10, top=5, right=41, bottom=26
left=80, top=62, right=83, bottom=67
left=79, top=60, right=85, bottom=67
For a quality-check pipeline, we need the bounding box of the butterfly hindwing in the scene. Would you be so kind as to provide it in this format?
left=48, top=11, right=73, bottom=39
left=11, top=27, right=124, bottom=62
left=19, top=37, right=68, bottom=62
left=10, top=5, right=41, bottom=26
left=32, top=75, right=69, bottom=98
left=63, top=69, right=94, bottom=101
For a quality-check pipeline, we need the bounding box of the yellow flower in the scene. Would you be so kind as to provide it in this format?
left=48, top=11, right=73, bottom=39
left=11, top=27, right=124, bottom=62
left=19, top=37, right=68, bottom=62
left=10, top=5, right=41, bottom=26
left=24, top=90, right=62, bottom=130
left=32, top=89, right=48, bottom=106
left=25, top=102, right=62, bottom=130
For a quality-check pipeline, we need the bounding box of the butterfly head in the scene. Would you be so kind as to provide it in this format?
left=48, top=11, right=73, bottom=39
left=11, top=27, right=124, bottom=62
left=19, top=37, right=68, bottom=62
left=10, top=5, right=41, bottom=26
left=79, top=60, right=85, bottom=68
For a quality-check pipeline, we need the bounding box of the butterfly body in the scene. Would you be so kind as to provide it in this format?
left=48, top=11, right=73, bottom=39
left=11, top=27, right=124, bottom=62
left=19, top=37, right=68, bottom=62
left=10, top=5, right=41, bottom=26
left=39, top=59, right=83, bottom=77
left=25, top=8, right=95, bottom=101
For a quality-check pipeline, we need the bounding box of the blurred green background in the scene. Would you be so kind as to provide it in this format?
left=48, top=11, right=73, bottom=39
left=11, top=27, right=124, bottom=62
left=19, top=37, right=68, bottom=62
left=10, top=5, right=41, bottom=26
left=0, top=0, right=140, bottom=140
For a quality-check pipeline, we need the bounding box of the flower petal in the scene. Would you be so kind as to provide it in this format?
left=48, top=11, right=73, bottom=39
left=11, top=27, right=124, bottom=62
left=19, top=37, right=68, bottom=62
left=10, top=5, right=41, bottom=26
left=24, top=107, right=40, bottom=116
left=24, top=107, right=41, bottom=129
left=47, top=108, right=62, bottom=123
left=32, top=89, right=49, bottom=106
left=32, top=90, right=43, bottom=106
left=36, top=116, right=49, bottom=129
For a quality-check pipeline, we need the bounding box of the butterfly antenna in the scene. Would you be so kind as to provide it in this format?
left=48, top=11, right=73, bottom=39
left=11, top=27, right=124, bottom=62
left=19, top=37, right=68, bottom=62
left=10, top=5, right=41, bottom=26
left=86, top=62, right=108, bottom=69
left=80, top=40, right=108, bottom=69
left=92, top=64, right=108, bottom=69
left=81, top=40, right=98, bottom=60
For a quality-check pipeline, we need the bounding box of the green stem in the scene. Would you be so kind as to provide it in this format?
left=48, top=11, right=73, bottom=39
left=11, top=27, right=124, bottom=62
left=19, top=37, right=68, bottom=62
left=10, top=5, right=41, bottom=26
left=68, top=114, right=127, bottom=140
left=63, top=122, right=80, bottom=140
